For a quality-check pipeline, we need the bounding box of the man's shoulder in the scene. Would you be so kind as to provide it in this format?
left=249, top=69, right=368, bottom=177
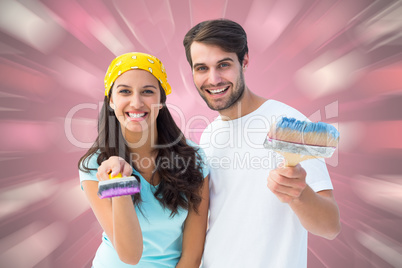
left=200, top=115, right=221, bottom=134
left=261, top=99, right=295, bottom=111
left=198, top=115, right=223, bottom=149
left=261, top=99, right=307, bottom=120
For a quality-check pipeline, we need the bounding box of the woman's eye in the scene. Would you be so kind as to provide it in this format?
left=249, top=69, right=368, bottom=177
left=143, top=89, right=154, bottom=94
left=119, top=89, right=130, bottom=94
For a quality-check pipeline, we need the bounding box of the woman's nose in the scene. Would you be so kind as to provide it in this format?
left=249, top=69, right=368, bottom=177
left=130, top=93, right=144, bottom=108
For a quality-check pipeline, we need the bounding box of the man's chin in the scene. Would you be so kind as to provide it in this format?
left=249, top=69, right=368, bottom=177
left=206, top=101, right=228, bottom=111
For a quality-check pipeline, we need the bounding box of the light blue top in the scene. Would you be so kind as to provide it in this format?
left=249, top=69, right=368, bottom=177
left=79, top=140, right=209, bottom=268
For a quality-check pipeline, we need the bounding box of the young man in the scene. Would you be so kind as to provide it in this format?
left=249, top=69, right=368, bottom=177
left=183, top=19, right=341, bottom=268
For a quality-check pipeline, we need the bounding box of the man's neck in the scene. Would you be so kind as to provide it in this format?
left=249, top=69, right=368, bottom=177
left=219, top=87, right=267, bottom=121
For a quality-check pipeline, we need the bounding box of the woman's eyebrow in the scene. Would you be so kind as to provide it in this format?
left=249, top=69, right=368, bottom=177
left=116, top=84, right=131, bottom=88
left=116, top=84, right=157, bottom=89
left=143, top=85, right=158, bottom=89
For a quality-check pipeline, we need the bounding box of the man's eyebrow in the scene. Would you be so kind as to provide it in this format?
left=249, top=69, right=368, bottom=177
left=193, top=63, right=205, bottom=69
left=217, top=57, right=234, bottom=64
left=193, top=57, right=235, bottom=69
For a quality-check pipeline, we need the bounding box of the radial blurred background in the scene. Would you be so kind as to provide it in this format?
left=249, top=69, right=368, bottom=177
left=0, top=0, right=401, bottom=267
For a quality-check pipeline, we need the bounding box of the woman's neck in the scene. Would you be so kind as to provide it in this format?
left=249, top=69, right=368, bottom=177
left=123, top=127, right=158, bottom=156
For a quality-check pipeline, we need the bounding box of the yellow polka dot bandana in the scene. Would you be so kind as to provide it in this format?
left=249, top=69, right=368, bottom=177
left=104, top=52, right=171, bottom=96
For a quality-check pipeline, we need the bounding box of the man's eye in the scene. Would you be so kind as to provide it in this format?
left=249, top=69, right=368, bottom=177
left=196, top=66, right=207, bottom=71
left=219, top=63, right=229, bottom=68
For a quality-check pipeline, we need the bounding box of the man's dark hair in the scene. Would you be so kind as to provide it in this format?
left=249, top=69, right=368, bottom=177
left=183, top=18, right=248, bottom=67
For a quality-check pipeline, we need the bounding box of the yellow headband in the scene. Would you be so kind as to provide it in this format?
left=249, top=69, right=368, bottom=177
left=104, top=52, right=171, bottom=96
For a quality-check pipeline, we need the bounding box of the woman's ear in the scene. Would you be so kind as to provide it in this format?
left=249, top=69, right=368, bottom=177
left=109, top=98, right=115, bottom=110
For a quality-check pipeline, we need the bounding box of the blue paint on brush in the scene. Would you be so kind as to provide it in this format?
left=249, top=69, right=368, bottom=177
left=277, top=117, right=340, bottom=140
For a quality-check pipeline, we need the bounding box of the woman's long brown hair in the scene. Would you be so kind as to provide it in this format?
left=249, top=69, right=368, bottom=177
left=78, top=85, right=204, bottom=216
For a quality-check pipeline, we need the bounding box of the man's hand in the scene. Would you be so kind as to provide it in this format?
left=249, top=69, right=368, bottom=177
left=267, top=163, right=341, bottom=239
left=267, top=164, right=307, bottom=203
left=96, top=156, right=133, bottom=182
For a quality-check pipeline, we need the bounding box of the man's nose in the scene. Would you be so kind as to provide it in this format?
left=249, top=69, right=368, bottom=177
left=207, top=69, right=222, bottom=85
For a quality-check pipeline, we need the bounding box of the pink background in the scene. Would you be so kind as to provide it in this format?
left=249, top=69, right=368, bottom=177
left=0, top=0, right=401, bottom=267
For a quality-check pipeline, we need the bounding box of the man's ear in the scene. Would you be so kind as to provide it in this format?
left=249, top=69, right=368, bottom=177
left=242, top=53, right=249, bottom=70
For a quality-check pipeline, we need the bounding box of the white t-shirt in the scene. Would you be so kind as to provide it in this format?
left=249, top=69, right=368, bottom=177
left=200, top=100, right=333, bottom=268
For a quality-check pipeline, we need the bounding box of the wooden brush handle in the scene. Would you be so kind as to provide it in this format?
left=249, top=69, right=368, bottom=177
left=281, top=152, right=320, bottom=167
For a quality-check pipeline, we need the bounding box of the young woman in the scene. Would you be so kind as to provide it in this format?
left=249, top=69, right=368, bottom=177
left=78, top=52, right=209, bottom=268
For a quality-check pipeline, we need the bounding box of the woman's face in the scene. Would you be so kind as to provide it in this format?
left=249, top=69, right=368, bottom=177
left=110, top=69, right=162, bottom=138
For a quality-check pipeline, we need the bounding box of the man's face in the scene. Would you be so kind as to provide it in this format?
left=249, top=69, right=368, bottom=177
left=190, top=41, right=248, bottom=111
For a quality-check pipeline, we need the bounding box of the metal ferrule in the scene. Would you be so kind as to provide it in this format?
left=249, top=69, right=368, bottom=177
left=263, top=137, right=336, bottom=158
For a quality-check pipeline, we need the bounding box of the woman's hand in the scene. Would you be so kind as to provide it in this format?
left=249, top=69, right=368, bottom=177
left=96, top=156, right=133, bottom=181
left=83, top=155, right=143, bottom=265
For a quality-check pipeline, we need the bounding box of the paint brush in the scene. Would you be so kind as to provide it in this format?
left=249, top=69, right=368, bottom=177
left=97, top=172, right=141, bottom=199
left=263, top=117, right=339, bottom=167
